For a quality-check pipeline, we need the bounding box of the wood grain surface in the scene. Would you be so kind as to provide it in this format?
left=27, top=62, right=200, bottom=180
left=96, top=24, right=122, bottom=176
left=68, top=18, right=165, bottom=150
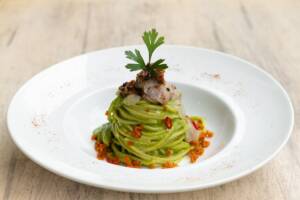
left=0, top=0, right=299, bottom=199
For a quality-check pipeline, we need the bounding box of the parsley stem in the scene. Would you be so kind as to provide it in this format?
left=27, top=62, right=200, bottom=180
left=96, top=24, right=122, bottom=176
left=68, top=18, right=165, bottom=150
left=149, top=54, right=152, bottom=64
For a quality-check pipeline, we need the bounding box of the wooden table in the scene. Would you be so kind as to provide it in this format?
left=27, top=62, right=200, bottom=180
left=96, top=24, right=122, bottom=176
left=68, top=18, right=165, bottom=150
left=0, top=0, right=299, bottom=199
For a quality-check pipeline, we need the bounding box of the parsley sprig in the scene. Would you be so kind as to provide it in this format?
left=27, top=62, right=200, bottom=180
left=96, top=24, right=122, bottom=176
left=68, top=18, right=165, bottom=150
left=125, top=29, right=168, bottom=77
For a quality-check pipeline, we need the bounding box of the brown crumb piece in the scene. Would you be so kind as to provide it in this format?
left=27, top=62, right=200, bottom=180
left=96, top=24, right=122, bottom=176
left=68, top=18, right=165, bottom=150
left=118, top=80, right=138, bottom=97
left=135, top=69, right=165, bottom=89
left=155, top=69, right=165, bottom=84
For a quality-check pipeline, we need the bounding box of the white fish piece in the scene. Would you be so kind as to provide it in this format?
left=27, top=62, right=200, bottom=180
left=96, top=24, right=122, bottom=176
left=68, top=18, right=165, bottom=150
left=143, top=80, right=179, bottom=104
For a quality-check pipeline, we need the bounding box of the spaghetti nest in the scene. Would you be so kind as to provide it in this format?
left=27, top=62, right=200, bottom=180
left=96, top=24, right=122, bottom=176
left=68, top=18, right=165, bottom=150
left=92, top=95, right=192, bottom=168
left=92, top=29, right=214, bottom=168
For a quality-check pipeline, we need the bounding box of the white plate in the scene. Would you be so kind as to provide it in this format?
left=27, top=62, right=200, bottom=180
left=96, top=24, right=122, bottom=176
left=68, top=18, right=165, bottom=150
left=7, top=45, right=294, bottom=193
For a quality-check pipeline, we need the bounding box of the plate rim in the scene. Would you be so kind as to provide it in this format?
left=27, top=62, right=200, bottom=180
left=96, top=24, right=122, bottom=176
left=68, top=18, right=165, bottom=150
left=6, top=45, right=295, bottom=193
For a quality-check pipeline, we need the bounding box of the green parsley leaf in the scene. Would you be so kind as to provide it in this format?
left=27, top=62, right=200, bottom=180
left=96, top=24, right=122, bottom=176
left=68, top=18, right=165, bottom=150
left=124, top=29, right=168, bottom=77
left=125, top=50, right=145, bottom=66
left=152, top=59, right=168, bottom=70
left=143, top=29, right=165, bottom=62
left=152, top=59, right=165, bottom=67
left=125, top=63, right=143, bottom=71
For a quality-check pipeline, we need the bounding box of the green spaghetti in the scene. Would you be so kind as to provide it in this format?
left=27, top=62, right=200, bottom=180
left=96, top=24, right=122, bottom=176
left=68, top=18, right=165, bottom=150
left=91, top=29, right=213, bottom=168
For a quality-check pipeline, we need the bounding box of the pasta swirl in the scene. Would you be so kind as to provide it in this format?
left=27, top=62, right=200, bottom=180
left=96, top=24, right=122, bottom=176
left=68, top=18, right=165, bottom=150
left=93, top=96, right=192, bottom=167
